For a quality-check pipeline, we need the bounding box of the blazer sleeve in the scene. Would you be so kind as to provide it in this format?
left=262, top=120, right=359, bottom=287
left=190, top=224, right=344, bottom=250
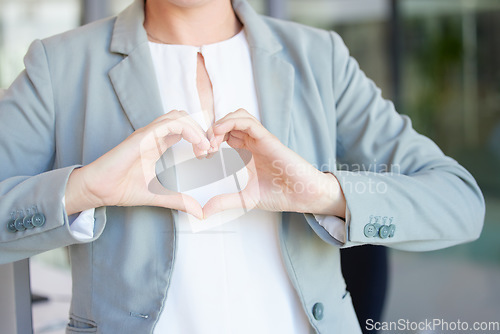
left=306, top=32, right=485, bottom=252
left=0, top=40, right=106, bottom=265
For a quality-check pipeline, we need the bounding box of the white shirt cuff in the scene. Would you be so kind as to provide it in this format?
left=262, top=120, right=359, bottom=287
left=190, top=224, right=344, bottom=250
left=313, top=204, right=351, bottom=244
left=313, top=214, right=346, bottom=244
left=62, top=197, right=96, bottom=240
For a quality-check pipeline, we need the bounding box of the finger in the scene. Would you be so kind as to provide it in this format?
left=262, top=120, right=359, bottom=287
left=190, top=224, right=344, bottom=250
left=205, top=126, right=219, bottom=158
left=209, top=110, right=258, bottom=150
left=150, top=110, right=210, bottom=155
left=161, top=133, right=183, bottom=149
left=203, top=190, right=255, bottom=219
left=149, top=189, right=203, bottom=220
left=226, top=134, right=245, bottom=149
left=145, top=177, right=204, bottom=218
left=152, top=119, right=199, bottom=143
left=212, top=108, right=256, bottom=126
left=174, top=113, right=211, bottom=158
left=154, top=118, right=210, bottom=152
left=213, top=117, right=268, bottom=141
left=205, top=151, right=216, bottom=159
left=150, top=109, right=182, bottom=124
left=206, top=126, right=215, bottom=148
left=211, top=109, right=259, bottom=137
left=229, top=130, right=247, bottom=139
left=153, top=109, right=198, bottom=123
left=155, top=193, right=204, bottom=219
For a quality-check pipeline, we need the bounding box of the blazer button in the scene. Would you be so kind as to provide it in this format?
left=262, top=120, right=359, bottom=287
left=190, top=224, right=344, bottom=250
left=312, top=302, right=324, bottom=320
left=7, top=220, right=17, bottom=233
left=388, top=224, right=396, bottom=238
left=14, top=217, right=26, bottom=231
left=379, top=225, right=390, bottom=239
left=23, top=215, right=35, bottom=229
left=32, top=213, right=46, bottom=227
left=363, top=224, right=377, bottom=237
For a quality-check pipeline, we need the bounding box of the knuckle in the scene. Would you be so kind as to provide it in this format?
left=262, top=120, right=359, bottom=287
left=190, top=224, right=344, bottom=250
left=176, top=110, right=189, bottom=117
left=166, top=109, right=187, bottom=118
left=158, top=118, right=174, bottom=128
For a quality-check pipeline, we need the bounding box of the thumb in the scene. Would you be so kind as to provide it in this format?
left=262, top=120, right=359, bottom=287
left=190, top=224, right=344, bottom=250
left=152, top=192, right=204, bottom=220
left=203, top=191, right=254, bottom=219
left=146, top=169, right=203, bottom=218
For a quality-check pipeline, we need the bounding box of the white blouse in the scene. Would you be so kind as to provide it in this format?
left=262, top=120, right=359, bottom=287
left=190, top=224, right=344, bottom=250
left=149, top=29, right=311, bottom=334
left=68, top=28, right=347, bottom=333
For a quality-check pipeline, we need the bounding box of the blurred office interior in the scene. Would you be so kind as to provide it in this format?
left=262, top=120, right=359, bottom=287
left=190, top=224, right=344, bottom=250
left=0, top=0, right=499, bottom=333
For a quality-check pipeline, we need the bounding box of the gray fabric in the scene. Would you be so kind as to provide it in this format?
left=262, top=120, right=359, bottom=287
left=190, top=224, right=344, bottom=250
left=0, top=0, right=484, bottom=332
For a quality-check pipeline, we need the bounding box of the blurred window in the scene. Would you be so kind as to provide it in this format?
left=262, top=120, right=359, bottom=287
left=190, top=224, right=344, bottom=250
left=0, top=0, right=79, bottom=87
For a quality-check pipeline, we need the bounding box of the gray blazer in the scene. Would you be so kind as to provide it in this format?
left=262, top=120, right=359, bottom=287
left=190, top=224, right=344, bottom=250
left=0, top=0, right=484, bottom=333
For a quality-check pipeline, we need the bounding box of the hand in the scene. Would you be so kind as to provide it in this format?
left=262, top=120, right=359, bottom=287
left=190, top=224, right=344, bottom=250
left=65, top=110, right=210, bottom=219
left=203, top=109, right=346, bottom=218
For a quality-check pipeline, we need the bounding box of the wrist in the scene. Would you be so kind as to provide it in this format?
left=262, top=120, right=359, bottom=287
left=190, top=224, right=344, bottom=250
left=65, top=166, right=104, bottom=216
left=309, top=172, right=346, bottom=218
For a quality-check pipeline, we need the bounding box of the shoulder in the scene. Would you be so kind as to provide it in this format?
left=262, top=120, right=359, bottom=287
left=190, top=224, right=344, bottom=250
left=40, top=16, right=117, bottom=57
left=24, top=15, right=123, bottom=85
left=257, top=15, right=349, bottom=71
left=261, top=15, right=332, bottom=46
left=260, top=15, right=348, bottom=55
left=20, top=16, right=122, bottom=100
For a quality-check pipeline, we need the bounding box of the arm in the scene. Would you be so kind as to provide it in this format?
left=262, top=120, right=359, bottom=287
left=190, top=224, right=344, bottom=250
left=0, top=40, right=210, bottom=265
left=313, top=32, right=485, bottom=251
left=0, top=40, right=107, bottom=265
left=202, top=32, right=484, bottom=252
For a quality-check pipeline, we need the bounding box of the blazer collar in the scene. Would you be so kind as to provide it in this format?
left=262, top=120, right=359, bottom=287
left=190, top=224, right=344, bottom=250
left=232, top=0, right=283, bottom=55
left=110, top=0, right=283, bottom=56
left=109, top=0, right=294, bottom=147
left=110, top=0, right=148, bottom=55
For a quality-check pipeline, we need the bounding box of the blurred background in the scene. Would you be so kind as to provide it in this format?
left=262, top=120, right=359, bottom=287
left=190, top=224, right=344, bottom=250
left=0, top=0, right=499, bottom=333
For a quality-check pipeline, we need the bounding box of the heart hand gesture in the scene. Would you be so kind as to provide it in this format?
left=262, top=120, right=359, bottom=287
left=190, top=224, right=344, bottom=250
left=65, top=110, right=210, bottom=219
left=203, top=109, right=346, bottom=219
left=65, top=109, right=345, bottom=220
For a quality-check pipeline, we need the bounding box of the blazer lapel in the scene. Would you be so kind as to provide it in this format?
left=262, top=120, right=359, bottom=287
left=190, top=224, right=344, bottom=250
left=109, top=46, right=164, bottom=131
left=250, top=50, right=294, bottom=147
left=106, top=0, right=295, bottom=198
left=108, top=0, right=164, bottom=131
left=109, top=0, right=295, bottom=145
left=233, top=0, right=295, bottom=147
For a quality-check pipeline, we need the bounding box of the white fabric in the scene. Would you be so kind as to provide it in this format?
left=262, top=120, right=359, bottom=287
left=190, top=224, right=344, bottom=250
left=67, top=209, right=95, bottom=239
left=62, top=196, right=95, bottom=239
left=67, top=29, right=346, bottom=333
left=149, top=30, right=310, bottom=334
left=314, top=214, right=347, bottom=244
